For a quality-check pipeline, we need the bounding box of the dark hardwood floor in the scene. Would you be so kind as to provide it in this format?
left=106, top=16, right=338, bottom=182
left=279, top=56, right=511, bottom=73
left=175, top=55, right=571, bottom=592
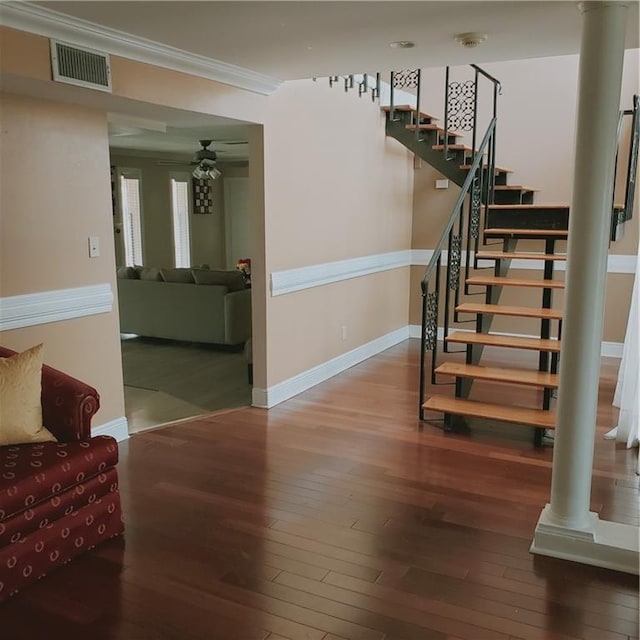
left=1, top=339, right=638, bottom=640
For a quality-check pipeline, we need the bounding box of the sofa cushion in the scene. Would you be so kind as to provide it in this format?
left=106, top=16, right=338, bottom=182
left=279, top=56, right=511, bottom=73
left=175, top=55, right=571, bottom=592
left=192, top=269, right=245, bottom=291
left=0, top=436, right=119, bottom=522
left=0, top=344, right=56, bottom=447
left=136, top=267, right=164, bottom=282
left=160, top=268, right=195, bottom=284
left=116, top=266, right=139, bottom=279
left=0, top=467, right=118, bottom=546
left=0, top=490, right=123, bottom=601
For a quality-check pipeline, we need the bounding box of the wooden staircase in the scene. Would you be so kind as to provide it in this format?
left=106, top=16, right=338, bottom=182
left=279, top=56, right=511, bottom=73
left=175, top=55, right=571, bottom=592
left=377, top=68, right=638, bottom=445
left=383, top=101, right=576, bottom=443
left=423, top=227, right=566, bottom=441
left=328, top=71, right=637, bottom=445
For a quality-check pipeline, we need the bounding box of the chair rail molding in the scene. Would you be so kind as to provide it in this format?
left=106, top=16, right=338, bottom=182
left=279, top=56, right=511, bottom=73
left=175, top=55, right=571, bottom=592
left=0, top=2, right=282, bottom=95
left=412, top=249, right=637, bottom=274
left=270, top=249, right=635, bottom=298
left=0, top=283, right=113, bottom=331
left=271, top=250, right=413, bottom=296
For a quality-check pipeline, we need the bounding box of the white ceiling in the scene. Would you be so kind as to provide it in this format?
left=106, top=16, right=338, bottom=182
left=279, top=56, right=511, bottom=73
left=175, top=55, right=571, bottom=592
left=38, top=1, right=640, bottom=80
left=21, top=1, right=639, bottom=158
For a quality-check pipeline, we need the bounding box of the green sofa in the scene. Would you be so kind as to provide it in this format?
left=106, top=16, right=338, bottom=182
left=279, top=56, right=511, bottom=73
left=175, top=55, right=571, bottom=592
left=116, top=267, right=251, bottom=346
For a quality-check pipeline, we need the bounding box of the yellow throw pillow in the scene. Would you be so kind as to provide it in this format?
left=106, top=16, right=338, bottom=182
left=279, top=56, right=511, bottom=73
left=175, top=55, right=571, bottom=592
left=0, top=344, right=56, bottom=446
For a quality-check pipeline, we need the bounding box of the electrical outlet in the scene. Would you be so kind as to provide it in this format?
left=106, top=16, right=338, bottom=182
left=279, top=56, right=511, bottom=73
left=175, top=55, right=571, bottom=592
left=341, top=326, right=347, bottom=341
left=435, top=179, right=449, bottom=189
left=88, top=236, right=100, bottom=258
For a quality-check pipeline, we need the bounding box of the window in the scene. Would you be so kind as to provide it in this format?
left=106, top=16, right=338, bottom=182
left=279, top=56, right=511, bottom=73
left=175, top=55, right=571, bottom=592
left=170, top=175, right=191, bottom=268
left=119, top=170, right=143, bottom=267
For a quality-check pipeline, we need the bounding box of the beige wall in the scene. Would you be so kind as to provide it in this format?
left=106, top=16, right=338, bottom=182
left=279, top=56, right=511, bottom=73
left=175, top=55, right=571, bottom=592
left=109, top=154, right=241, bottom=269
left=0, top=93, right=125, bottom=424
left=262, top=79, right=414, bottom=385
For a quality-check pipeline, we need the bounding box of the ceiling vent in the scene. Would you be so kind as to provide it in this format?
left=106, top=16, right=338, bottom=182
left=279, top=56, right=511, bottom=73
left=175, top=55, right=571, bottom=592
left=50, top=40, right=112, bottom=92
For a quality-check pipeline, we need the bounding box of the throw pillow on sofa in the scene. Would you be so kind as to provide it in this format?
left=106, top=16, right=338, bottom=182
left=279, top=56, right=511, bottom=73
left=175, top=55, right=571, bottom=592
left=135, top=267, right=164, bottom=281
left=160, top=268, right=195, bottom=284
left=192, top=269, right=246, bottom=291
left=116, top=266, right=139, bottom=280
left=0, top=344, right=57, bottom=446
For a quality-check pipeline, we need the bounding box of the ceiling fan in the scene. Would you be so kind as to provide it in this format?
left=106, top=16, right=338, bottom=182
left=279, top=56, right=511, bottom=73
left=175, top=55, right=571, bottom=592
left=157, top=139, right=247, bottom=177
left=191, top=140, right=222, bottom=180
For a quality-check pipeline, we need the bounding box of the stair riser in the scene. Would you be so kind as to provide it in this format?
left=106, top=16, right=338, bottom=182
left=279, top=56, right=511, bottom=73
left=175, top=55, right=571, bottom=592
left=386, top=118, right=468, bottom=187
left=487, top=208, right=569, bottom=231
left=493, top=190, right=535, bottom=206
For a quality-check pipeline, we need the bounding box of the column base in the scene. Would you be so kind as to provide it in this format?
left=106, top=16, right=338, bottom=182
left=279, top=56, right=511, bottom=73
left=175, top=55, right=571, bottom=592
left=531, top=504, right=639, bottom=575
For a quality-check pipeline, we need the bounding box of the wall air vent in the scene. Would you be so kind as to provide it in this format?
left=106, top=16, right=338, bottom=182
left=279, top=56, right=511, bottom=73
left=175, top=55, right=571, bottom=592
left=50, top=40, right=112, bottom=92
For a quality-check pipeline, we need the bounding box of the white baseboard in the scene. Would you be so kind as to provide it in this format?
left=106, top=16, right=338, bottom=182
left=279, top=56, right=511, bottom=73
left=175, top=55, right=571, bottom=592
left=92, top=416, right=129, bottom=442
left=531, top=504, right=639, bottom=575
left=252, top=326, right=410, bottom=408
left=408, top=325, right=623, bottom=358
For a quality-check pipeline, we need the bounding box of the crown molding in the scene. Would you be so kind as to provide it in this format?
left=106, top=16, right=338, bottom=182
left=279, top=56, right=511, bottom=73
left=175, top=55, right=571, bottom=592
left=0, top=2, right=282, bottom=95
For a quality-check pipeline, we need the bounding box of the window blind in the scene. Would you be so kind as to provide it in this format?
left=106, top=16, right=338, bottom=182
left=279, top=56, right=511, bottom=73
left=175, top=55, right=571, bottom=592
left=171, top=178, right=191, bottom=268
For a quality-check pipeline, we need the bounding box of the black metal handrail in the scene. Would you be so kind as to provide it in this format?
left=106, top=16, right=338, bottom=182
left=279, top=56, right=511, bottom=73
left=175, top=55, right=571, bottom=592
left=611, top=94, right=639, bottom=240
left=418, top=118, right=497, bottom=418
left=622, top=94, right=639, bottom=223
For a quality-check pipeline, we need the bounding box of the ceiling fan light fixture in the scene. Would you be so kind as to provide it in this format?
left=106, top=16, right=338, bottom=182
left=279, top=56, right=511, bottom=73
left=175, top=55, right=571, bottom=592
left=193, top=162, right=221, bottom=181
left=454, top=32, right=488, bottom=48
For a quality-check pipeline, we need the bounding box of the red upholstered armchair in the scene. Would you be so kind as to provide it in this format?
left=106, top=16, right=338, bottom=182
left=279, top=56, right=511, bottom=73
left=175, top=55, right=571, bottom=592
left=0, top=347, right=124, bottom=601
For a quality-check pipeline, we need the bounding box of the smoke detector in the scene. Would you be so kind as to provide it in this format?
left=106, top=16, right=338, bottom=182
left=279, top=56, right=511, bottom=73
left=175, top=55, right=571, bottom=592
left=455, top=32, right=488, bottom=48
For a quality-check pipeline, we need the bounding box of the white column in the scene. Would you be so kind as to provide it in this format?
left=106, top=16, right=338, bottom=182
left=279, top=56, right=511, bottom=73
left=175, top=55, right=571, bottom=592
left=531, top=1, right=639, bottom=574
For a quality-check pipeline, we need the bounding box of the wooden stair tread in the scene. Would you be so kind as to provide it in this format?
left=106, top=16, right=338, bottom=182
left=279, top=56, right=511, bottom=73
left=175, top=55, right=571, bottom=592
left=460, top=164, right=513, bottom=173
left=456, top=303, right=562, bottom=320
left=381, top=105, right=439, bottom=120
left=423, top=396, right=556, bottom=429
left=435, top=362, right=559, bottom=388
left=466, top=275, right=565, bottom=289
left=484, top=228, right=568, bottom=237
left=446, top=331, right=561, bottom=352
left=432, top=144, right=474, bottom=152
left=493, top=185, right=538, bottom=191
left=476, top=251, right=567, bottom=261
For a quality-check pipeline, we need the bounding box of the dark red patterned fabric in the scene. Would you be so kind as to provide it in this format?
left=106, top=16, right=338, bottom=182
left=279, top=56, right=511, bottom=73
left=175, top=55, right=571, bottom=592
left=0, top=468, right=118, bottom=546
left=0, top=346, right=124, bottom=600
left=0, top=490, right=123, bottom=600
left=0, top=436, right=119, bottom=521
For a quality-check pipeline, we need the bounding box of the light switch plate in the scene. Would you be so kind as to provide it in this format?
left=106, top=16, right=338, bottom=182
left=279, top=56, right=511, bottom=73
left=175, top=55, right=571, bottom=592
left=88, top=236, right=100, bottom=258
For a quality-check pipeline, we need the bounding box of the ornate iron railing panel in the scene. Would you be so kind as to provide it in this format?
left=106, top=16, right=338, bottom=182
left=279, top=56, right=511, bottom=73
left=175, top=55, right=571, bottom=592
left=447, top=80, right=476, bottom=132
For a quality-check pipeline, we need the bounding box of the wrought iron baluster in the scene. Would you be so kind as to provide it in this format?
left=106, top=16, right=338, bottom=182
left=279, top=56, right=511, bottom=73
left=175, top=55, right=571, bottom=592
left=358, top=74, right=368, bottom=97
left=389, top=71, right=396, bottom=120
left=344, top=75, right=354, bottom=92
left=392, top=69, right=420, bottom=126
left=414, top=68, right=422, bottom=141
left=468, top=177, right=481, bottom=276
left=444, top=67, right=451, bottom=160
left=372, top=72, right=380, bottom=102
left=431, top=258, right=441, bottom=385
left=472, top=67, right=479, bottom=161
